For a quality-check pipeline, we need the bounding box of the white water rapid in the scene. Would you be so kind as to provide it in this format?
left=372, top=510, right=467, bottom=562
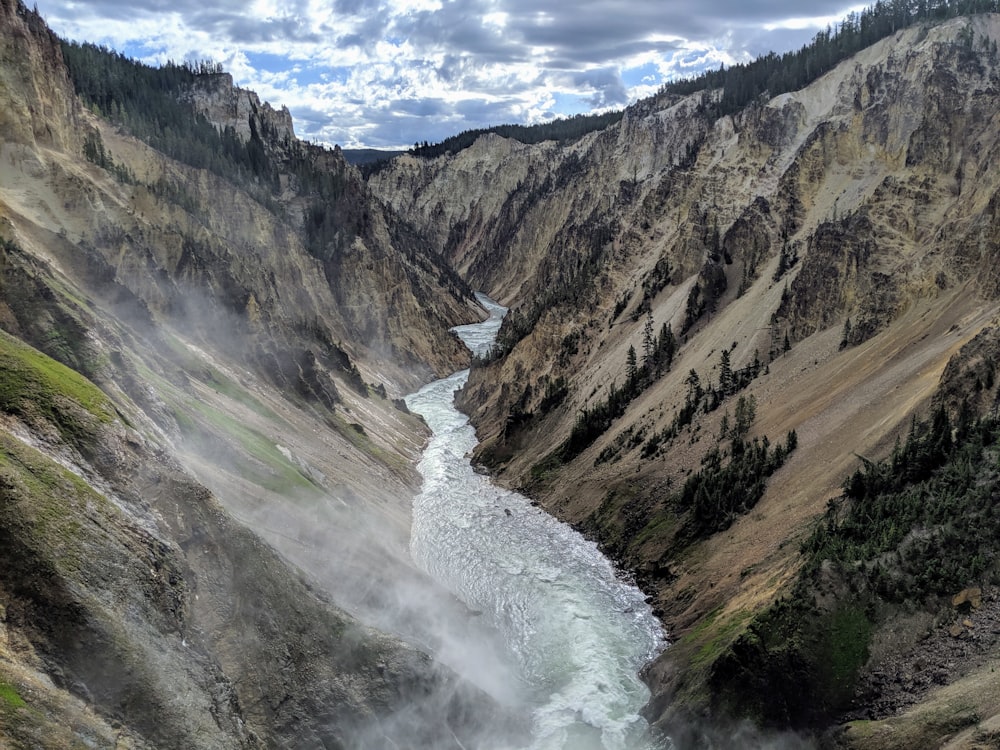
left=405, top=294, right=668, bottom=750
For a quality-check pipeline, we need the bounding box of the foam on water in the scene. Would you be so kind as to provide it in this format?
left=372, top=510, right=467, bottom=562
left=406, top=294, right=668, bottom=750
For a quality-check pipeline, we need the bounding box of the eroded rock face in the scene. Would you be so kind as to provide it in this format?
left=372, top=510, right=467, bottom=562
left=0, top=384, right=516, bottom=750
left=0, top=0, right=80, bottom=151
left=11, top=0, right=1000, bottom=744
left=182, top=71, right=295, bottom=144
left=0, top=2, right=515, bottom=748
left=370, top=13, right=1000, bottom=737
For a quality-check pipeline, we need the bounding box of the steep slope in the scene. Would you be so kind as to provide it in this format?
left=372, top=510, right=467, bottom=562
left=370, top=12, right=1000, bottom=743
left=0, top=1, right=519, bottom=747
left=0, top=325, right=512, bottom=749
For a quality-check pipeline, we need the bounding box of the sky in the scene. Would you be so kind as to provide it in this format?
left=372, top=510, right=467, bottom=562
left=34, top=0, right=865, bottom=150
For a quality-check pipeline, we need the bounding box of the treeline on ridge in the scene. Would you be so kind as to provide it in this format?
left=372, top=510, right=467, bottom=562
left=361, top=110, right=625, bottom=174
left=61, top=42, right=281, bottom=191
left=663, top=0, right=1000, bottom=119
left=59, top=41, right=374, bottom=259
left=56, top=37, right=408, bottom=403
left=368, top=0, right=1000, bottom=170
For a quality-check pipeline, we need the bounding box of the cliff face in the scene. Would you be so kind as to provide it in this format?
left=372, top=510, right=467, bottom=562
left=0, top=0, right=79, bottom=151
left=182, top=71, right=296, bottom=144
left=0, top=2, right=519, bottom=748
left=371, top=13, right=1000, bottom=744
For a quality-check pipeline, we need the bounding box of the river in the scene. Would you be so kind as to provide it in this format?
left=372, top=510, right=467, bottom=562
left=405, top=293, right=668, bottom=750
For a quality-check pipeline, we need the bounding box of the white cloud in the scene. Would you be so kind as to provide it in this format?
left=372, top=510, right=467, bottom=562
left=36, top=0, right=863, bottom=149
left=764, top=4, right=868, bottom=31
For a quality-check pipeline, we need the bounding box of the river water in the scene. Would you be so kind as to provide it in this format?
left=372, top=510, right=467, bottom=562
left=405, top=294, right=667, bottom=750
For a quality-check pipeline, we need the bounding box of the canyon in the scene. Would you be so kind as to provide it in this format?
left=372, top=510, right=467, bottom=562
left=4, top=0, right=1000, bottom=747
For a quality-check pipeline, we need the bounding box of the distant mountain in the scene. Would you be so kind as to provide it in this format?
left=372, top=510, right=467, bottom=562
left=342, top=147, right=406, bottom=164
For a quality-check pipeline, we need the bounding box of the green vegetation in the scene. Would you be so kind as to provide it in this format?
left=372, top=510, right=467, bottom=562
left=629, top=510, right=676, bottom=551
left=711, top=405, right=1000, bottom=729
left=687, top=607, right=753, bottom=674
left=493, top=375, right=570, bottom=446
left=679, top=426, right=797, bottom=539
left=634, top=257, right=674, bottom=319
left=59, top=40, right=369, bottom=267
left=342, top=148, right=406, bottom=165
left=711, top=594, right=875, bottom=727
left=595, top=425, right=647, bottom=466
left=529, top=452, right=563, bottom=483
left=82, top=130, right=135, bottom=183
left=589, top=379, right=795, bottom=542
left=772, top=240, right=800, bottom=283
left=0, top=681, right=27, bottom=709
left=364, top=1, right=1000, bottom=172
left=163, top=331, right=336, bottom=420
left=147, top=175, right=202, bottom=215
left=555, top=315, right=677, bottom=463
left=61, top=43, right=279, bottom=192
left=193, top=362, right=283, bottom=424
left=0, top=431, right=104, bottom=574
left=362, top=111, right=625, bottom=172
left=804, top=404, right=996, bottom=601
left=177, top=399, right=319, bottom=494
left=0, top=329, right=114, bottom=448
left=0, top=238, right=111, bottom=381
left=641, top=351, right=764, bottom=461
left=477, top=212, right=620, bottom=365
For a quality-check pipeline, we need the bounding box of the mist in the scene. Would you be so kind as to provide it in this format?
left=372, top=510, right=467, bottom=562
left=140, top=289, right=660, bottom=748
left=120, top=284, right=810, bottom=750
left=120, top=281, right=530, bottom=746
left=657, top=717, right=817, bottom=750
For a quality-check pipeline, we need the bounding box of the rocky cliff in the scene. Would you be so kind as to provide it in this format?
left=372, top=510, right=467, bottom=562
left=0, top=0, right=519, bottom=747
left=371, top=13, right=1000, bottom=746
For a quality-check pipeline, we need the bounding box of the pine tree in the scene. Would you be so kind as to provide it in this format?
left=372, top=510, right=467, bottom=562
left=719, top=409, right=731, bottom=440
left=733, top=394, right=757, bottom=439
left=642, top=310, right=655, bottom=369
left=686, top=369, right=702, bottom=402
left=719, top=348, right=734, bottom=397
left=840, top=317, right=853, bottom=349
left=658, top=322, right=676, bottom=372
left=773, top=242, right=789, bottom=281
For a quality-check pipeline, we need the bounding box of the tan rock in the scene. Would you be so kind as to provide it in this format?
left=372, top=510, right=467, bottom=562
left=953, top=587, right=984, bottom=612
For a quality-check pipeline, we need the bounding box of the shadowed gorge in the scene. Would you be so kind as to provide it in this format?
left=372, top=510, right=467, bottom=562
left=6, top=0, right=1000, bottom=747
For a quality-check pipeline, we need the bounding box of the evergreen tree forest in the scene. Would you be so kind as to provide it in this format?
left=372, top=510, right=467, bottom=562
left=362, top=110, right=625, bottom=173
left=61, top=42, right=279, bottom=191
left=59, top=41, right=383, bottom=266
left=712, top=405, right=1000, bottom=728
left=557, top=316, right=678, bottom=462
left=805, top=403, right=996, bottom=599
left=679, top=426, right=797, bottom=538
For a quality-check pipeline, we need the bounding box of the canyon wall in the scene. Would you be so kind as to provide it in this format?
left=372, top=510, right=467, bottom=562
left=371, top=14, right=1000, bottom=745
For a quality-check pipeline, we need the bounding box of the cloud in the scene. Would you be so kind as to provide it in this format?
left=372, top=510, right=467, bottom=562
left=35, top=0, right=864, bottom=149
